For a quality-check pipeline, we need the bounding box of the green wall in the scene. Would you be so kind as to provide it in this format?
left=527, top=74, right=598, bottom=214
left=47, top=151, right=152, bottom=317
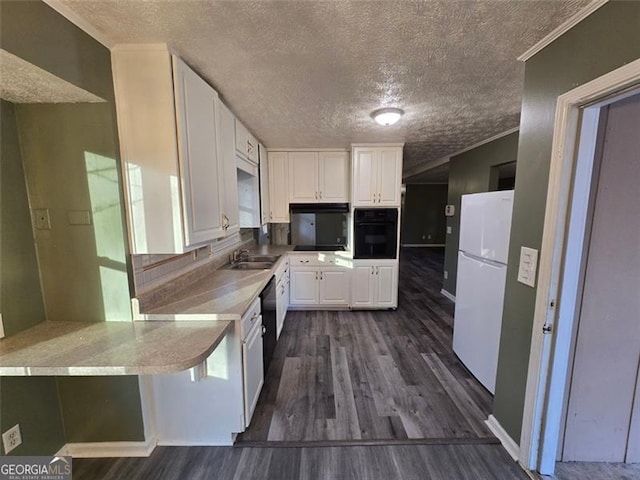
left=17, top=104, right=131, bottom=323
left=401, top=184, right=448, bottom=245
left=442, top=132, right=519, bottom=294
left=0, top=0, right=144, bottom=452
left=0, top=101, right=45, bottom=335
left=493, top=2, right=640, bottom=442
left=0, top=100, right=66, bottom=456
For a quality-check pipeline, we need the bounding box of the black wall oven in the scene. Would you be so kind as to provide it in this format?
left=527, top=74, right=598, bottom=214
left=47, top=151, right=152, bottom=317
left=353, top=208, right=398, bottom=259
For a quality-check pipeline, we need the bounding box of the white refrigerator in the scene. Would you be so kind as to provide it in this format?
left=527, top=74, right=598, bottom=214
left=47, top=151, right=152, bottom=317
left=453, top=190, right=514, bottom=394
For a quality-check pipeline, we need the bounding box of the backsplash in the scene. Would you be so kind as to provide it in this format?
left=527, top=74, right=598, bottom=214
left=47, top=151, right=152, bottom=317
left=132, top=229, right=255, bottom=296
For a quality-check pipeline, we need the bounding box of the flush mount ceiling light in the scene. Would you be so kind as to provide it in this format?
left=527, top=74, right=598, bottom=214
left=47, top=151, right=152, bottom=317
left=371, top=107, right=404, bottom=126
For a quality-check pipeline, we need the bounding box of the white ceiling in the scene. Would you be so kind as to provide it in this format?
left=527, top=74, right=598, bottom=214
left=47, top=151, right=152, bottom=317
left=0, top=49, right=104, bottom=104
left=56, top=0, right=589, bottom=180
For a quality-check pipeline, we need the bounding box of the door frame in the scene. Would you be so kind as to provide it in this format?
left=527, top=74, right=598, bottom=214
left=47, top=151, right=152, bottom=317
left=518, top=58, right=640, bottom=475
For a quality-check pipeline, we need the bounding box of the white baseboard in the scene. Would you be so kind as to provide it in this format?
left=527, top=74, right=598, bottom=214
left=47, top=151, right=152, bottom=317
left=440, top=289, right=456, bottom=303
left=486, top=415, right=520, bottom=461
left=65, top=438, right=157, bottom=458
left=401, top=244, right=446, bottom=247
left=157, top=439, right=234, bottom=447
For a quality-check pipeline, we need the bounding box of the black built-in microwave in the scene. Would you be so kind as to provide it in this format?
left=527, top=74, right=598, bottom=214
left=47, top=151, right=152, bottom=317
left=353, top=208, right=398, bottom=259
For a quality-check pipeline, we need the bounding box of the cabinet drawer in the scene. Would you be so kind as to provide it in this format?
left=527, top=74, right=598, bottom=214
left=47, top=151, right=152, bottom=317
left=289, top=254, right=346, bottom=267
left=241, top=297, right=262, bottom=340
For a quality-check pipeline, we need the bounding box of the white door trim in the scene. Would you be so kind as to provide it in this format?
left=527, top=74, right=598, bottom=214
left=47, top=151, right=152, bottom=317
left=519, top=58, right=640, bottom=474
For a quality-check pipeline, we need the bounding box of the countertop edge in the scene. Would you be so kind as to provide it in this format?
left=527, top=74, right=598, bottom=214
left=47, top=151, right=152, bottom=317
left=0, top=320, right=234, bottom=377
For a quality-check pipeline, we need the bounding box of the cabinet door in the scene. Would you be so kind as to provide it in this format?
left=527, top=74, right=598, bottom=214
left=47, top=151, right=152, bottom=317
left=242, top=319, right=264, bottom=427
left=173, top=57, right=225, bottom=246
left=276, top=281, right=286, bottom=339
left=284, top=276, right=290, bottom=312
left=259, top=144, right=270, bottom=226
left=247, top=133, right=258, bottom=163
left=268, top=152, right=289, bottom=222
left=320, top=268, right=350, bottom=305
left=289, top=267, right=319, bottom=305
left=352, top=149, right=377, bottom=206
left=351, top=264, right=375, bottom=307
left=288, top=152, right=318, bottom=202
left=318, top=152, right=349, bottom=202
left=375, top=264, right=398, bottom=308
left=235, top=119, right=249, bottom=156
left=377, top=148, right=402, bottom=206
left=216, top=99, right=239, bottom=235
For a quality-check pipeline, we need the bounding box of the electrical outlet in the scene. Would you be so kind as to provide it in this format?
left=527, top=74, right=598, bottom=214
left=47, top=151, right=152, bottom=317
left=34, top=209, right=51, bottom=230
left=444, top=270, right=448, bottom=280
left=2, top=424, right=22, bottom=454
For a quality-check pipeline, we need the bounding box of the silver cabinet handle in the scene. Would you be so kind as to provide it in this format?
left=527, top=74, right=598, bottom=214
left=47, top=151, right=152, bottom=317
left=262, top=325, right=266, bottom=335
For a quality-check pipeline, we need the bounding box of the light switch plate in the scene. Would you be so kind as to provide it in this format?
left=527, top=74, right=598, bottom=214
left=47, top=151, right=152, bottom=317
left=446, top=226, right=452, bottom=234
left=445, top=204, right=455, bottom=216
left=67, top=210, right=92, bottom=225
left=518, top=246, right=539, bottom=287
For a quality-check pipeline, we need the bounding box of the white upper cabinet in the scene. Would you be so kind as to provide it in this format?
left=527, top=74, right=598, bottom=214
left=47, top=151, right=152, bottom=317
left=319, top=152, right=349, bottom=202
left=215, top=99, right=239, bottom=236
left=173, top=57, right=225, bottom=246
left=288, top=151, right=349, bottom=203
left=235, top=119, right=257, bottom=164
left=268, top=152, right=289, bottom=223
left=258, top=143, right=270, bottom=226
left=352, top=145, right=403, bottom=207
left=289, top=152, right=319, bottom=202
left=112, top=45, right=236, bottom=254
left=352, top=149, right=377, bottom=206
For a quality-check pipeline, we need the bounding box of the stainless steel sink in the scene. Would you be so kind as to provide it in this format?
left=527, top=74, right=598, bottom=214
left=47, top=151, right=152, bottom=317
left=228, top=261, right=274, bottom=270
left=243, top=254, right=281, bottom=262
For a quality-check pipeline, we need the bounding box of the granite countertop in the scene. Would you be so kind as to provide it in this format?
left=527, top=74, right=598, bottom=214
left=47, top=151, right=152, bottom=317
left=0, top=319, right=232, bottom=376
left=137, top=245, right=296, bottom=320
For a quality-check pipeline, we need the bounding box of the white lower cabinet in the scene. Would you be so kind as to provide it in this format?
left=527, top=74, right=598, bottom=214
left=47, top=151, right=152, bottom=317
left=242, top=316, right=264, bottom=427
left=290, top=267, right=320, bottom=305
left=289, top=265, right=350, bottom=307
left=148, top=298, right=264, bottom=445
left=351, top=260, right=398, bottom=308
left=275, top=259, right=289, bottom=339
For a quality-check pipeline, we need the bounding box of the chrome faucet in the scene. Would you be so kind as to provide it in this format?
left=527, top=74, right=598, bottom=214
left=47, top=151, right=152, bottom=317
left=231, top=248, right=250, bottom=263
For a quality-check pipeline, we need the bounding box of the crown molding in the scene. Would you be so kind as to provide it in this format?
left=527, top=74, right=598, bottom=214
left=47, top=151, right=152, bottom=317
left=403, top=126, right=519, bottom=179
left=518, top=0, right=608, bottom=62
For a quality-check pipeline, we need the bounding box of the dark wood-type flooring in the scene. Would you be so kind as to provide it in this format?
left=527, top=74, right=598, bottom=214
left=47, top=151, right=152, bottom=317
left=74, top=249, right=531, bottom=479
left=238, top=247, right=494, bottom=443
left=72, top=444, right=528, bottom=480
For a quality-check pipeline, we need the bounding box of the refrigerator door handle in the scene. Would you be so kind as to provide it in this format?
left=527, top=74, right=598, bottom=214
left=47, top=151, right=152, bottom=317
left=459, top=251, right=506, bottom=269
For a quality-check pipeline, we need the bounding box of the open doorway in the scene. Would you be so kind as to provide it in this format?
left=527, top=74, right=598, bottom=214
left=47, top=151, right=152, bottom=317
left=557, top=93, right=639, bottom=466
left=518, top=58, right=640, bottom=477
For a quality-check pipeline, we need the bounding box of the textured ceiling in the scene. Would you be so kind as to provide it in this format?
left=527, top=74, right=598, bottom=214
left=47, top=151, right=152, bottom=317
left=0, top=49, right=105, bottom=104
left=405, top=162, right=450, bottom=184
left=56, top=0, right=589, bottom=178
